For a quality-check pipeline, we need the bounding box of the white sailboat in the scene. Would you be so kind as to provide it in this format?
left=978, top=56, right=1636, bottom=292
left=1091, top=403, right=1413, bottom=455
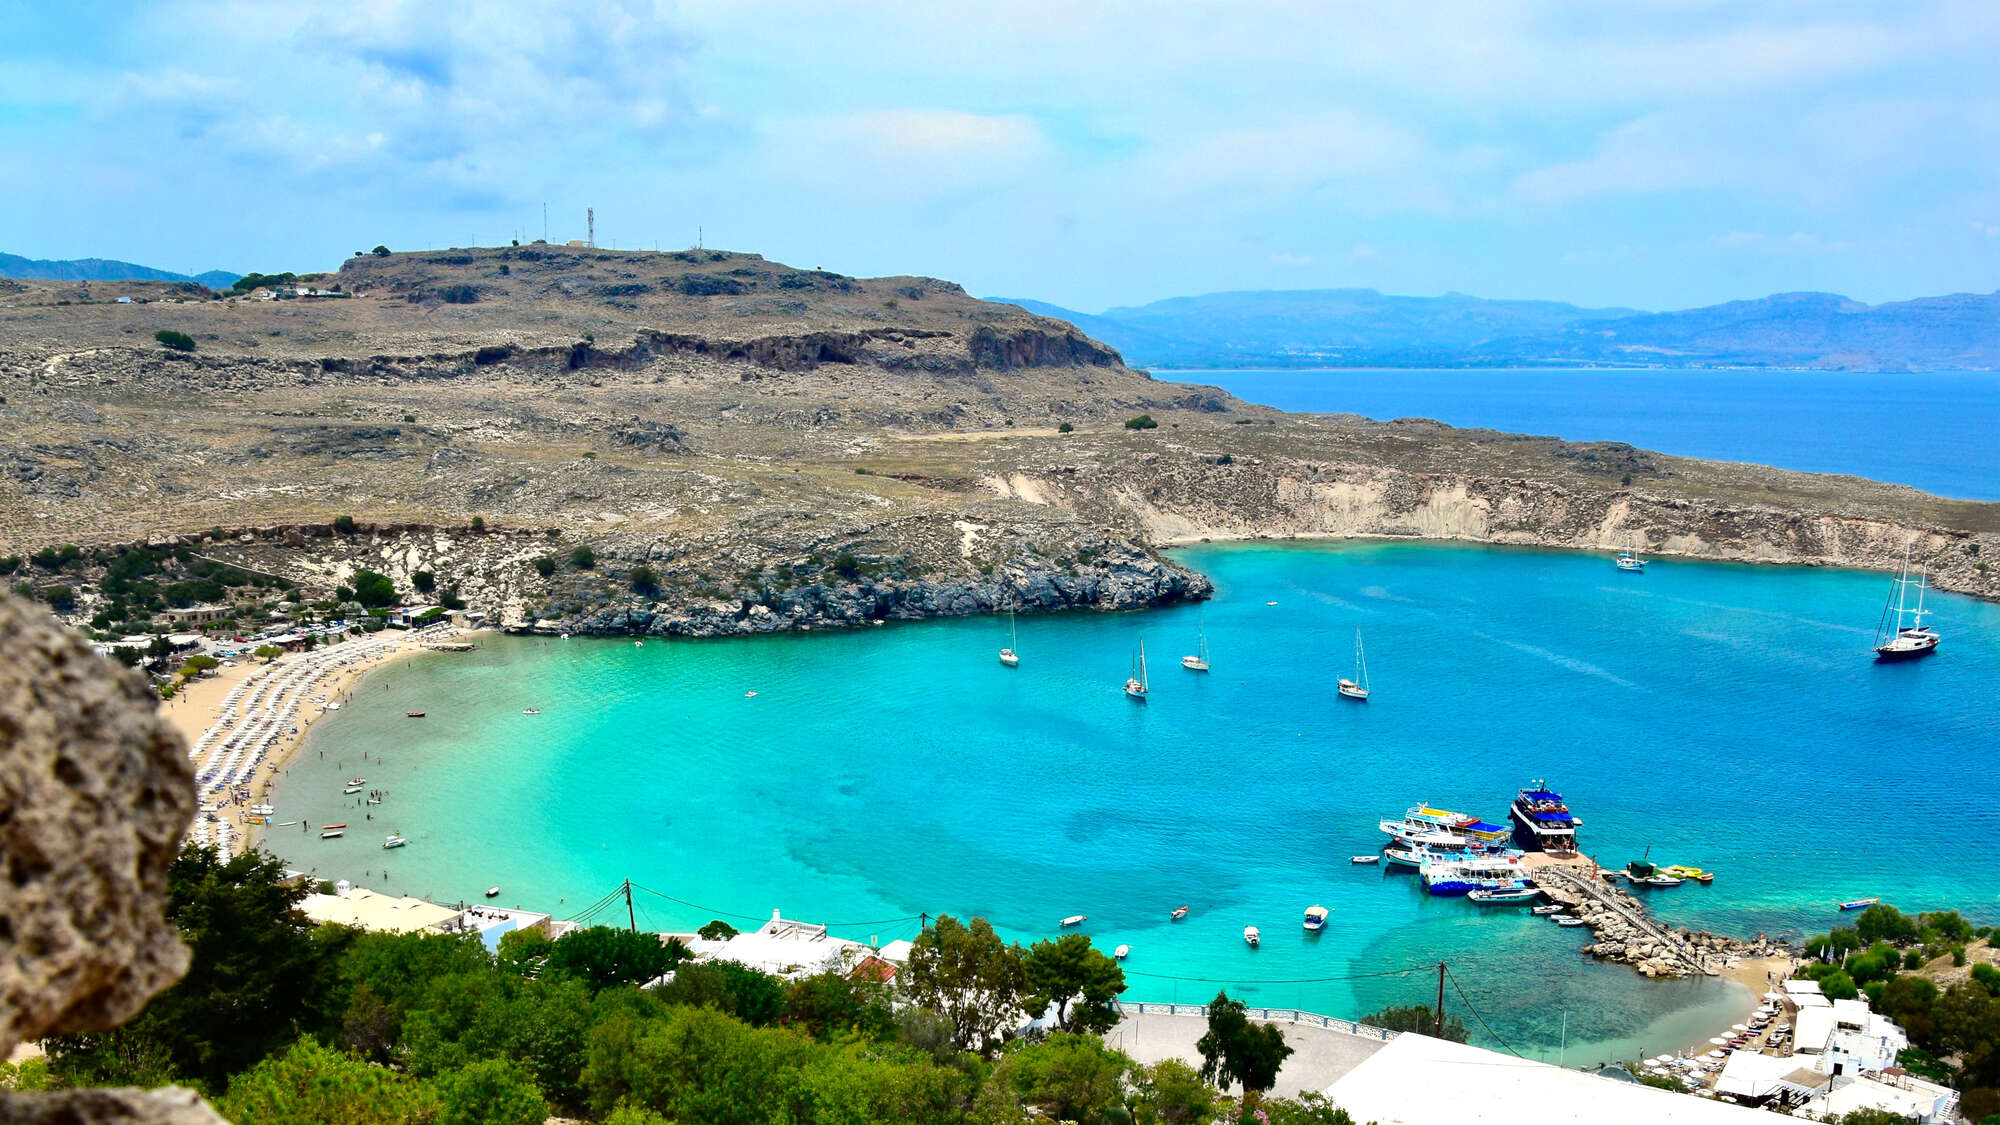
left=1124, top=641, right=1150, bottom=700
left=1873, top=537, right=1940, bottom=661
left=1616, top=534, right=1646, bottom=572
left=1181, top=616, right=1210, bottom=672
left=999, top=609, right=1020, bottom=667
left=1337, top=628, right=1370, bottom=701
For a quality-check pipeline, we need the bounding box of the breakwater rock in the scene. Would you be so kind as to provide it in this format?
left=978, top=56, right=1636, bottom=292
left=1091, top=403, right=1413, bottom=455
left=1535, top=870, right=1790, bottom=979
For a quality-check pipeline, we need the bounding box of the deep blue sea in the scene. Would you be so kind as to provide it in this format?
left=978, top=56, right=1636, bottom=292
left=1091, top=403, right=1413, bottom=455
left=271, top=542, right=2000, bottom=1064
left=1159, top=367, right=2000, bottom=501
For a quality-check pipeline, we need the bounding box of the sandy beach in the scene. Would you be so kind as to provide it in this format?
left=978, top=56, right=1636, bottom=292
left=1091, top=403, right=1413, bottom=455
left=174, top=627, right=488, bottom=856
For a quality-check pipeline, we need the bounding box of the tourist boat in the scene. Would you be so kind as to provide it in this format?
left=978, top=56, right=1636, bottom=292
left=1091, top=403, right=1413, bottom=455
left=999, top=610, right=1020, bottom=668
left=1181, top=617, right=1210, bottom=672
left=1114, top=944, right=1130, bottom=960
left=1509, top=781, right=1581, bottom=854
left=1171, top=905, right=1190, bottom=921
left=1421, top=853, right=1530, bottom=896
left=1060, top=914, right=1087, bottom=928
left=1616, top=535, right=1646, bottom=572
left=1531, top=904, right=1565, bottom=916
left=1124, top=642, right=1149, bottom=700
left=1337, top=628, right=1370, bottom=700
left=1555, top=916, right=1591, bottom=927
left=522, top=708, right=542, bottom=715
left=1349, top=855, right=1380, bottom=865
left=1873, top=538, right=1940, bottom=661
left=1243, top=926, right=1260, bottom=947
left=1838, top=898, right=1880, bottom=911
left=1664, top=865, right=1715, bottom=884
left=484, top=886, right=501, bottom=898
left=1468, top=886, right=1542, bottom=904
left=382, top=835, right=407, bottom=849
left=406, top=711, right=426, bottom=718
left=1303, top=905, right=1330, bottom=932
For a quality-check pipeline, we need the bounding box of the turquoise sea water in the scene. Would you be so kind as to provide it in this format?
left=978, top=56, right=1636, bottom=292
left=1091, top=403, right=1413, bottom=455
left=1160, top=367, right=2000, bottom=500
left=271, top=542, right=2000, bottom=1064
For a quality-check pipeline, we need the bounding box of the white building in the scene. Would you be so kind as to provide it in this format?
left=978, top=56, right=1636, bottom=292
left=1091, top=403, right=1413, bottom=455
left=299, top=881, right=548, bottom=949
left=693, top=909, right=875, bottom=979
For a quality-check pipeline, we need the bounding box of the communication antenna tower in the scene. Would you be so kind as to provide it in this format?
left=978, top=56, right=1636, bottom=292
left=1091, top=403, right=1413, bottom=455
left=587, top=207, right=596, bottom=248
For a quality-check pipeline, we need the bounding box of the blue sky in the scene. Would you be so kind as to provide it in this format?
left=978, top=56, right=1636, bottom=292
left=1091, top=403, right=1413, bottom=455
left=2, top=0, right=1996, bottom=311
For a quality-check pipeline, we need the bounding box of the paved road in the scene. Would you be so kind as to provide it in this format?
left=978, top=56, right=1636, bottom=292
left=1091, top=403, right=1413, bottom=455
left=1102, top=1010, right=1394, bottom=1099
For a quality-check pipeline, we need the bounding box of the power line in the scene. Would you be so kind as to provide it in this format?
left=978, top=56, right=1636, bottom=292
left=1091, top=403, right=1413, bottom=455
left=1446, top=965, right=1526, bottom=1059
left=627, top=881, right=924, bottom=930
left=1119, top=965, right=1432, bottom=986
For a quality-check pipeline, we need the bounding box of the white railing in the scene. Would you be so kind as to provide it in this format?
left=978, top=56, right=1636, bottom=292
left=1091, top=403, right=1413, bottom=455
left=1115, top=1000, right=1400, bottom=1041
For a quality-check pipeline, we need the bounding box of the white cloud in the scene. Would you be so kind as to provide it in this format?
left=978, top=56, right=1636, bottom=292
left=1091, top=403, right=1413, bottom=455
left=1269, top=252, right=1317, bottom=266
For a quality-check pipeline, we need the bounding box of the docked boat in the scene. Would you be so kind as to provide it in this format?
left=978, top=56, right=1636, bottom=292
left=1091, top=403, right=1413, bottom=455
left=1181, top=616, right=1210, bottom=672
left=1616, top=535, right=1646, bottom=572
left=347, top=777, right=367, bottom=786
left=1838, top=897, right=1881, bottom=911
left=1060, top=914, right=1087, bottom=928
left=1421, top=853, right=1530, bottom=897
left=1337, top=628, right=1370, bottom=701
left=1171, top=905, right=1190, bottom=921
left=1244, top=926, right=1260, bottom=947
left=1627, top=860, right=1683, bottom=888
left=382, top=835, right=408, bottom=849
left=1000, top=610, right=1020, bottom=668
left=1303, top=905, right=1330, bottom=932
left=1663, top=865, right=1715, bottom=884
left=1555, top=915, right=1591, bottom=927
left=320, top=829, right=344, bottom=839
left=1467, top=886, right=1542, bottom=905
left=522, top=708, right=542, bottom=715
left=342, top=785, right=363, bottom=795
left=1873, top=538, right=1940, bottom=661
left=484, top=886, right=501, bottom=898
left=321, top=823, right=347, bottom=830
left=1531, top=904, right=1565, bottom=916
left=1509, top=781, right=1581, bottom=854
left=1114, top=944, right=1130, bottom=960
left=1124, top=642, right=1150, bottom=700
left=1349, top=855, right=1380, bottom=865
left=406, top=711, right=426, bottom=718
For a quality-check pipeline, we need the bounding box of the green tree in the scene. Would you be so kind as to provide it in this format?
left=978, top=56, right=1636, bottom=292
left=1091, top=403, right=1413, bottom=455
left=1195, top=991, right=1294, bottom=1103
left=629, top=564, right=658, bottom=594
left=1263, top=1093, right=1360, bottom=1125
left=533, top=556, right=557, bottom=578
left=218, top=1037, right=441, bottom=1125
left=902, top=914, right=1027, bottom=1055
left=653, top=959, right=785, bottom=1027
left=497, top=926, right=553, bottom=976
left=1125, top=414, right=1158, bottom=430
left=351, top=570, right=397, bottom=608
left=372, top=245, right=391, bottom=256
left=698, top=919, right=739, bottom=940
left=412, top=569, right=437, bottom=595
left=1022, top=932, right=1128, bottom=1034
left=1058, top=422, right=1075, bottom=433
left=1857, top=904, right=1920, bottom=946
left=437, top=1057, right=547, bottom=1125
left=333, top=515, right=358, bottom=534
left=470, top=515, right=487, bottom=533
left=783, top=971, right=896, bottom=1041
left=1818, top=970, right=1861, bottom=1001
left=1133, top=1057, right=1219, bottom=1125
left=998, top=1032, right=1132, bottom=1125
left=543, top=926, right=685, bottom=992
left=253, top=644, right=283, bottom=661
left=570, top=545, right=596, bottom=569
left=154, top=329, right=196, bottom=352
left=46, top=847, right=339, bottom=1092
left=1361, top=1003, right=1470, bottom=1043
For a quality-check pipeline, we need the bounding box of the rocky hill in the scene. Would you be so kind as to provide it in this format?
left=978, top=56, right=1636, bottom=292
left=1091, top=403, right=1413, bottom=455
left=2, top=244, right=1996, bottom=638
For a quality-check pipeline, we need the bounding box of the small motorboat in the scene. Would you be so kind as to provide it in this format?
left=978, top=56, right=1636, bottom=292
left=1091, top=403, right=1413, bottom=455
left=1244, top=926, right=1261, bottom=947
left=321, top=823, right=347, bottom=830
left=744, top=691, right=757, bottom=698
left=1303, top=905, right=1330, bottom=932
left=1641, top=875, right=1685, bottom=888
left=484, top=886, right=501, bottom=898
left=320, top=829, right=345, bottom=839
left=366, top=797, right=382, bottom=806
left=1060, top=914, right=1087, bottom=928
left=347, top=778, right=367, bottom=786
left=1170, top=905, right=1190, bottom=921
left=1531, top=904, right=1565, bottom=916
left=522, top=708, right=542, bottom=715
left=1555, top=916, right=1591, bottom=927
left=1838, top=897, right=1880, bottom=911
left=406, top=711, right=426, bottom=718
left=1468, top=886, right=1542, bottom=904
left=382, top=835, right=408, bottom=849
left=1349, top=855, right=1380, bottom=865
left=1114, top=944, right=1130, bottom=961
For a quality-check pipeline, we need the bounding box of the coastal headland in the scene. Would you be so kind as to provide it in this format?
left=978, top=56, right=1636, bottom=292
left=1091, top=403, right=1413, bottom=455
left=1, top=244, right=1996, bottom=636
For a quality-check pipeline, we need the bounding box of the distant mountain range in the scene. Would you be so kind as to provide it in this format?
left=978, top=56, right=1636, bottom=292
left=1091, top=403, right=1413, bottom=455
left=1005, top=288, right=2000, bottom=372
left=0, top=253, right=240, bottom=289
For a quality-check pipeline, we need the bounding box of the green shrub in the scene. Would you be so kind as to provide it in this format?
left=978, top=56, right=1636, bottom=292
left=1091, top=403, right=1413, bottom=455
left=412, top=570, right=436, bottom=595
left=532, top=556, right=556, bottom=578
left=470, top=515, right=486, bottom=533
left=153, top=329, right=196, bottom=352
left=1124, top=414, right=1158, bottom=430
left=372, top=245, right=391, bottom=256
left=569, top=546, right=595, bottom=569
left=629, top=565, right=658, bottom=594
left=1057, top=422, right=1074, bottom=433
left=332, top=515, right=358, bottom=534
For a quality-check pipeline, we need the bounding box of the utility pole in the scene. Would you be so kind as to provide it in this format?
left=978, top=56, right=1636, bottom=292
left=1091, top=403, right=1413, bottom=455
left=624, top=878, right=636, bottom=932
left=542, top=202, right=548, bottom=242
left=1435, top=962, right=1447, bottom=1038
left=587, top=207, right=595, bottom=248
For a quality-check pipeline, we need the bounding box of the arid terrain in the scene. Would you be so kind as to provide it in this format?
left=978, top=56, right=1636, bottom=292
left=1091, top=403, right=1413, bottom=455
left=3, top=244, right=1995, bottom=636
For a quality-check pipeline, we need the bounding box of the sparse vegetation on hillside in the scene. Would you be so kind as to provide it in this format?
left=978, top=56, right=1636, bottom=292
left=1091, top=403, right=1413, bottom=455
left=153, top=329, right=195, bottom=351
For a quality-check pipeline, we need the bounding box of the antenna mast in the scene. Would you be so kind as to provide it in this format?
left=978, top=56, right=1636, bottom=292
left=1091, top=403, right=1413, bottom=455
left=587, top=207, right=596, bottom=249
left=542, top=202, right=548, bottom=242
